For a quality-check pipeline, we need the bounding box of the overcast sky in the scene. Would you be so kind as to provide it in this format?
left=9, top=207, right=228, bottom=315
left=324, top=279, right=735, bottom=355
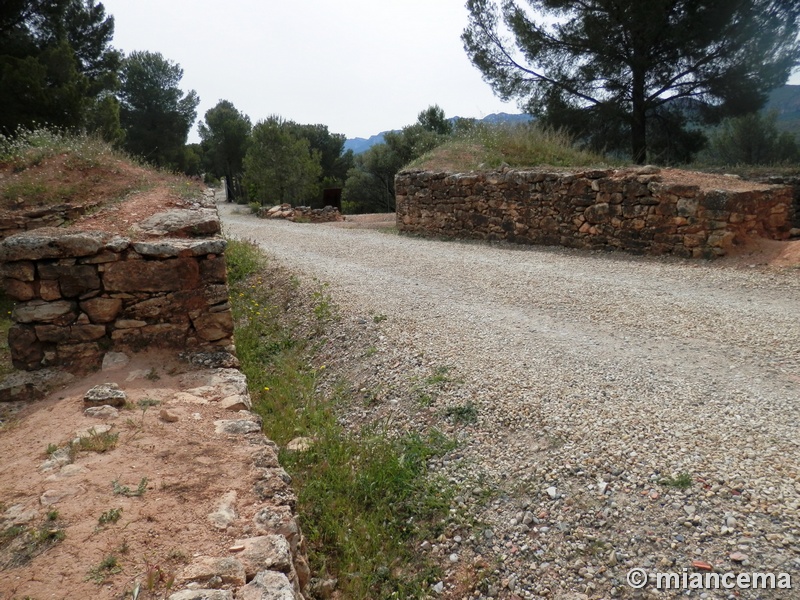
left=101, top=0, right=799, bottom=144
left=100, top=0, right=517, bottom=143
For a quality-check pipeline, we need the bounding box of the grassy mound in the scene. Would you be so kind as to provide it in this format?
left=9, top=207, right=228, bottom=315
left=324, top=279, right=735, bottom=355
left=407, top=122, right=620, bottom=172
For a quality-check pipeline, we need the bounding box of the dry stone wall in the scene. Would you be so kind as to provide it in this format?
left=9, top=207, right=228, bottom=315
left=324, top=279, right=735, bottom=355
left=0, top=202, right=103, bottom=241
left=0, top=212, right=234, bottom=372
left=396, top=167, right=793, bottom=257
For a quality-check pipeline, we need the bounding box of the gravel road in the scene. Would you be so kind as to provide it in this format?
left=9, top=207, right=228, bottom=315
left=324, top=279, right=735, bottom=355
left=220, top=204, right=800, bottom=599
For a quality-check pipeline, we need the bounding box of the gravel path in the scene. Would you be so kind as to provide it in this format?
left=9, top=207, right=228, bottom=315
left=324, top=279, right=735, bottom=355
left=221, top=204, right=800, bottom=599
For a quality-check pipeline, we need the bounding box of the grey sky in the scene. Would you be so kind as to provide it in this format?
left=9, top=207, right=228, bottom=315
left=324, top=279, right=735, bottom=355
left=101, top=1, right=799, bottom=144
left=100, top=0, right=516, bottom=142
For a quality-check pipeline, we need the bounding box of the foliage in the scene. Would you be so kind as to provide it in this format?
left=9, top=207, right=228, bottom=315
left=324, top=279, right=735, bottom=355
left=242, top=116, right=322, bottom=206
left=0, top=127, right=147, bottom=210
left=199, top=100, right=251, bottom=201
left=98, top=508, right=123, bottom=525
left=228, top=241, right=454, bottom=598
left=112, top=477, right=148, bottom=497
left=284, top=122, right=355, bottom=191
left=409, top=121, right=613, bottom=171
left=77, top=428, right=119, bottom=453
left=463, top=0, right=800, bottom=163
left=118, top=51, right=199, bottom=171
left=659, top=472, right=693, bottom=489
left=225, top=239, right=265, bottom=284
left=417, top=104, right=453, bottom=135
left=0, top=0, right=121, bottom=136
left=700, top=111, right=799, bottom=165
left=343, top=106, right=450, bottom=213
left=86, top=554, right=122, bottom=583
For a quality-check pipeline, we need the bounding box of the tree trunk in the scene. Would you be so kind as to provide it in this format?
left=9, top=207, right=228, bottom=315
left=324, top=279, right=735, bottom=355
left=631, top=68, right=647, bottom=164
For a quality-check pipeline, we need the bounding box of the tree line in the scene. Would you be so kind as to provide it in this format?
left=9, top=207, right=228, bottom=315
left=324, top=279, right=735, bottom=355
left=3, top=1, right=797, bottom=213
left=198, top=102, right=453, bottom=212
left=1, top=1, right=200, bottom=173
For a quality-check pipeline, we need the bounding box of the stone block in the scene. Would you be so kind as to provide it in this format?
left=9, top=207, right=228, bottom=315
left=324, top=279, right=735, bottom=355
left=180, top=556, right=246, bottom=586
left=57, top=342, right=103, bottom=371
left=132, top=239, right=226, bottom=258
left=234, top=535, right=294, bottom=578
left=3, top=278, right=36, bottom=301
left=103, top=258, right=201, bottom=292
left=136, top=208, right=220, bottom=237
left=35, top=324, right=106, bottom=343
left=8, top=324, right=44, bottom=370
left=193, top=310, right=234, bottom=342
left=0, top=230, right=111, bottom=261
left=39, top=280, right=61, bottom=301
left=37, top=264, right=100, bottom=298
left=13, top=300, right=76, bottom=324
left=238, top=571, right=295, bottom=600
left=80, top=297, right=123, bottom=323
left=84, top=383, right=126, bottom=407
left=0, top=261, right=35, bottom=281
left=200, top=256, right=228, bottom=284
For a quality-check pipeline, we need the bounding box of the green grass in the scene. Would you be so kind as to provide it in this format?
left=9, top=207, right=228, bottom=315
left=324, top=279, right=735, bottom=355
left=408, top=122, right=618, bottom=172
left=98, top=508, right=123, bottom=526
left=0, top=127, right=114, bottom=171
left=0, top=520, right=66, bottom=568
left=228, top=239, right=455, bottom=599
left=86, top=554, right=122, bottom=584
left=112, top=477, right=148, bottom=497
left=77, top=429, right=119, bottom=453
left=659, top=472, right=693, bottom=490
left=443, top=402, right=478, bottom=426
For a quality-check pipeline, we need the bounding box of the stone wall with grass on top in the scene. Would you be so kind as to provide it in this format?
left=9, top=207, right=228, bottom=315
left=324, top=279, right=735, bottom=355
left=0, top=208, right=234, bottom=373
left=395, top=166, right=794, bottom=257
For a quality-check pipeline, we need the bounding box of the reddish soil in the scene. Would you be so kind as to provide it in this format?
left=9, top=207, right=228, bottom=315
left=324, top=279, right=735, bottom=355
left=0, top=352, right=263, bottom=600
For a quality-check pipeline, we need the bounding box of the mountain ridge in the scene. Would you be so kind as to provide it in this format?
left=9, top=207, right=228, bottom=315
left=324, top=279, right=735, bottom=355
left=344, top=112, right=533, bottom=155
left=345, top=86, right=800, bottom=155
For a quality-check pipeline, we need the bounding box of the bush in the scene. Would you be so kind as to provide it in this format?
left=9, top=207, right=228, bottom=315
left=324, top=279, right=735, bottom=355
left=700, top=111, right=799, bottom=165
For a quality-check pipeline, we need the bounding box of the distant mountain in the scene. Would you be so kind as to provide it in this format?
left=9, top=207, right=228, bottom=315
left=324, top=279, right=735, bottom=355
left=344, top=112, right=534, bottom=155
left=343, top=132, right=389, bottom=155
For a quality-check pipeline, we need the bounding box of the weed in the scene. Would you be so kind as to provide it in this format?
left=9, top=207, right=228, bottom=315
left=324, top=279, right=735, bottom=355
left=166, top=548, right=189, bottom=562
left=372, top=313, right=388, bottom=323
left=77, top=429, right=119, bottom=453
left=144, top=368, right=160, bottom=381
left=426, top=365, right=454, bottom=386
left=659, top=472, right=693, bottom=489
left=363, top=346, right=378, bottom=357
left=143, top=562, right=175, bottom=592
left=407, top=121, right=617, bottom=171
left=444, top=402, right=478, bottom=425
left=225, top=239, right=264, bottom=284
left=86, top=554, right=122, bottom=583
left=1, top=521, right=65, bottom=567
left=112, top=477, right=148, bottom=497
left=311, top=282, right=335, bottom=325
left=45, top=443, right=58, bottom=456
left=98, top=508, right=123, bottom=525
left=136, top=398, right=160, bottom=425
left=228, top=246, right=455, bottom=598
left=417, top=392, right=435, bottom=407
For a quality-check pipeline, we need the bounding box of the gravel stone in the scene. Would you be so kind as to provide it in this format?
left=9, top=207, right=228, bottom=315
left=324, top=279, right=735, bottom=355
left=221, top=206, right=800, bottom=600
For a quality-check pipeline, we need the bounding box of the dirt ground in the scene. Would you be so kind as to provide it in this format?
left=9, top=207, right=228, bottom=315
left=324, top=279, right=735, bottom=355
left=0, top=351, right=268, bottom=600
left=0, top=164, right=797, bottom=600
